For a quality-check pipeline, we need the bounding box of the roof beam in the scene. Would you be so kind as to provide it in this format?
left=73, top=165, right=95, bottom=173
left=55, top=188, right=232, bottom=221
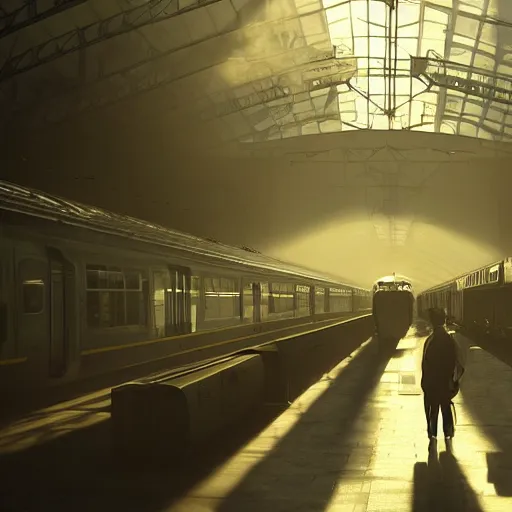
left=411, top=56, right=512, bottom=107
left=30, top=54, right=352, bottom=128
left=0, top=0, right=221, bottom=83
left=4, top=15, right=336, bottom=127
left=0, top=0, right=87, bottom=39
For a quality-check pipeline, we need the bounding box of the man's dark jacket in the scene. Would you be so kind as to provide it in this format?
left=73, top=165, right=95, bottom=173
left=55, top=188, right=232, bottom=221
left=421, top=327, right=465, bottom=401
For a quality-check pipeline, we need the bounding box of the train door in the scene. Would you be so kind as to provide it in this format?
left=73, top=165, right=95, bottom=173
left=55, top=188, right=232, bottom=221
left=0, top=239, right=13, bottom=360
left=166, top=266, right=191, bottom=335
left=47, top=247, right=74, bottom=379
left=252, top=282, right=261, bottom=323
left=49, top=257, right=65, bottom=377
left=182, top=272, right=191, bottom=333
left=16, top=245, right=73, bottom=380
left=16, top=248, right=50, bottom=380
left=152, top=270, right=169, bottom=337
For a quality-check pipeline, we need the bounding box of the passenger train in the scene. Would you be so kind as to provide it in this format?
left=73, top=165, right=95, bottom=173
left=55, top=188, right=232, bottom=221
left=417, top=258, right=512, bottom=339
left=373, top=274, right=414, bottom=345
left=0, top=180, right=372, bottom=393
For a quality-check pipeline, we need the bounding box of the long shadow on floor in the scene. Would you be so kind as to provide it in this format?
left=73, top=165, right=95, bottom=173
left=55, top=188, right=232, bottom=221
left=457, top=327, right=512, bottom=369
left=213, top=336, right=391, bottom=512
left=0, top=402, right=292, bottom=512
left=413, top=447, right=484, bottom=512
left=458, top=337, right=512, bottom=497
left=0, top=332, right=377, bottom=512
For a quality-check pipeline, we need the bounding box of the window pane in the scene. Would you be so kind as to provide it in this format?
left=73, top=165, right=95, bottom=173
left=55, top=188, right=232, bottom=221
left=85, top=265, right=149, bottom=328
left=108, top=271, right=124, bottom=290
left=86, top=270, right=98, bottom=289
left=191, top=276, right=200, bottom=332
left=86, top=290, right=125, bottom=327
left=126, top=292, right=142, bottom=325
left=125, top=272, right=140, bottom=290
left=110, top=292, right=125, bottom=326
left=204, top=277, right=213, bottom=292
left=86, top=269, right=107, bottom=289
left=23, top=281, right=44, bottom=314
left=87, top=291, right=100, bottom=327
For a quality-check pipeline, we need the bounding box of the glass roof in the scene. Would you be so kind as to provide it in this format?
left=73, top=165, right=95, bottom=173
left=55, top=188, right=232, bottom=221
left=220, top=0, right=512, bottom=142
left=1, top=0, right=512, bottom=144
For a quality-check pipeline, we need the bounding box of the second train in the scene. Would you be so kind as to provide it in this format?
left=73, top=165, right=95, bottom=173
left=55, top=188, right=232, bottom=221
left=373, top=274, right=415, bottom=347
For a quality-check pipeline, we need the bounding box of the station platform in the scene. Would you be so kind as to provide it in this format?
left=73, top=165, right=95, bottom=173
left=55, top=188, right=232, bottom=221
left=168, top=327, right=512, bottom=512
left=1, top=325, right=512, bottom=512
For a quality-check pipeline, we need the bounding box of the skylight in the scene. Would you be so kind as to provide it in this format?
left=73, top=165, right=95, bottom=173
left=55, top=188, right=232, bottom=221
left=235, top=0, right=512, bottom=142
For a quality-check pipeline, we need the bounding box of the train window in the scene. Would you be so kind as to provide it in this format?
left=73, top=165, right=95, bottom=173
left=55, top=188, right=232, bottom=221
left=190, top=276, right=200, bottom=332
left=296, top=284, right=310, bottom=315
left=268, top=283, right=275, bottom=313
left=221, top=278, right=236, bottom=292
left=152, top=271, right=168, bottom=337
left=23, top=280, right=45, bottom=314
left=328, top=286, right=352, bottom=313
left=86, top=265, right=148, bottom=328
left=243, top=282, right=254, bottom=321
left=191, top=276, right=200, bottom=297
left=125, top=292, right=141, bottom=324
left=315, top=287, right=325, bottom=314
left=125, top=272, right=141, bottom=290
left=269, top=283, right=295, bottom=314
left=108, top=271, right=124, bottom=290
left=204, top=276, right=240, bottom=320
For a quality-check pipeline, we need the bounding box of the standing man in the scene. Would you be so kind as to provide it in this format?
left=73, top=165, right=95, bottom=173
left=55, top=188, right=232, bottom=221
left=421, top=307, right=465, bottom=449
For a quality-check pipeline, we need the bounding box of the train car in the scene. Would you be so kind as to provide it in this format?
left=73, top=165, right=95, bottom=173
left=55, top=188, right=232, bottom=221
left=417, top=258, right=512, bottom=339
left=416, top=280, right=458, bottom=324
left=0, top=180, right=372, bottom=393
left=372, top=274, right=414, bottom=345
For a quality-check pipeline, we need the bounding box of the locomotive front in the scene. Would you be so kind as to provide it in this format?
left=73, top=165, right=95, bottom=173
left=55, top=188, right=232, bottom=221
left=373, top=275, right=415, bottom=349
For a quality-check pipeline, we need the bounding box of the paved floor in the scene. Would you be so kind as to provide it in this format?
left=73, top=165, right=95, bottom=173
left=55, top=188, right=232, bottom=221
left=0, top=387, right=111, bottom=455
left=167, top=326, right=512, bottom=512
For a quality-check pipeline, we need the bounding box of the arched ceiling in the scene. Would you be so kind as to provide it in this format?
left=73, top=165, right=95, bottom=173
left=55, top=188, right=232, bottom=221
left=1, top=0, right=512, bottom=292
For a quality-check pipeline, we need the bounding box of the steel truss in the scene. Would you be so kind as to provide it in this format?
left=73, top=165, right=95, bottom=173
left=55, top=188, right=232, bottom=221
left=0, top=0, right=86, bottom=39
left=412, top=57, right=512, bottom=106
left=0, top=0, right=221, bottom=83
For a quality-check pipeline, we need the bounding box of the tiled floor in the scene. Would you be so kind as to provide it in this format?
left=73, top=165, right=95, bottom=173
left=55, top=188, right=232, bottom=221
left=167, top=326, right=512, bottom=512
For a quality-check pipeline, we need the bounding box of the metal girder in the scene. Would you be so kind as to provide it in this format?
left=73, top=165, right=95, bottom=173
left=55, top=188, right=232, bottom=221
left=0, top=0, right=222, bottom=83
left=202, top=58, right=355, bottom=120
left=412, top=56, right=512, bottom=106
left=0, top=0, right=87, bottom=39
left=203, top=85, right=292, bottom=120
left=20, top=51, right=348, bottom=127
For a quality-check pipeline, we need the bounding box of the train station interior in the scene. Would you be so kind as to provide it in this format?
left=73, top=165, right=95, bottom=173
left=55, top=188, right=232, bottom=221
left=2, top=0, right=512, bottom=511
